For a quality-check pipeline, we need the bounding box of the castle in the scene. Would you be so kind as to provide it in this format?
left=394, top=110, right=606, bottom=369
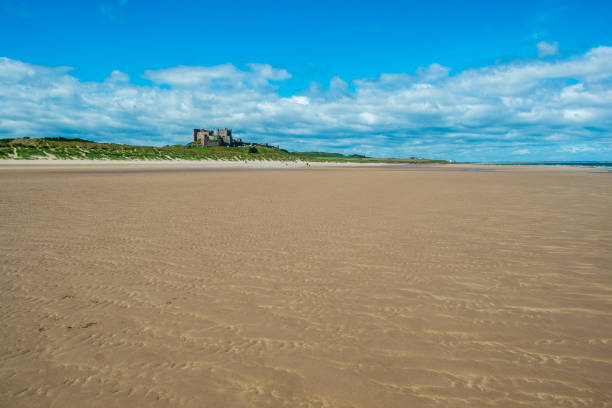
left=192, top=128, right=240, bottom=147
left=192, top=128, right=278, bottom=149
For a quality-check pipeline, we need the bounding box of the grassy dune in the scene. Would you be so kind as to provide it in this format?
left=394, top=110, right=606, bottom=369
left=0, top=137, right=447, bottom=163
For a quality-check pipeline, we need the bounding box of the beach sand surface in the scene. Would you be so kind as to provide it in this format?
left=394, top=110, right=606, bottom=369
left=1, top=164, right=611, bottom=407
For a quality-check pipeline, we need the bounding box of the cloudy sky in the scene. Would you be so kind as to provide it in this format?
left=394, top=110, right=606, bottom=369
left=1, top=0, right=612, bottom=161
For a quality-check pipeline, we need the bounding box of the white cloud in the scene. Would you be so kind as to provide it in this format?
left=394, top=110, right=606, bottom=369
left=287, top=96, right=309, bottom=105
left=537, top=41, right=559, bottom=58
left=107, top=70, right=129, bottom=82
left=557, top=145, right=601, bottom=154
left=416, top=63, right=450, bottom=81
left=359, top=112, right=377, bottom=125
left=144, top=63, right=290, bottom=89
left=1, top=48, right=612, bottom=160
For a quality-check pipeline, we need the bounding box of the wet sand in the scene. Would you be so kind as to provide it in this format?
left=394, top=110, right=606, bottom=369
left=1, top=165, right=611, bottom=407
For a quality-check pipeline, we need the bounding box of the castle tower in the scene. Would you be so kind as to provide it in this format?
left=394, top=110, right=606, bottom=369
left=193, top=129, right=215, bottom=146
left=217, top=128, right=233, bottom=145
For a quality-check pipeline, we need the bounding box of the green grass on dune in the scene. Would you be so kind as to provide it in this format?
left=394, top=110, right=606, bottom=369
left=0, top=138, right=447, bottom=163
left=0, top=138, right=297, bottom=161
left=292, top=152, right=367, bottom=161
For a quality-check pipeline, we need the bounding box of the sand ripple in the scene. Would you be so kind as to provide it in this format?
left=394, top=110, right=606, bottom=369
left=1, top=166, right=611, bottom=407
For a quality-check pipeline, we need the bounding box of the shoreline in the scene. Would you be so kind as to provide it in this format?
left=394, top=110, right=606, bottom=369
left=0, top=159, right=448, bottom=172
left=0, top=159, right=609, bottom=173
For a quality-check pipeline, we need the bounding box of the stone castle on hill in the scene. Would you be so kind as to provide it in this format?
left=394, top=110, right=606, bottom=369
left=192, top=128, right=277, bottom=149
left=192, top=128, right=238, bottom=147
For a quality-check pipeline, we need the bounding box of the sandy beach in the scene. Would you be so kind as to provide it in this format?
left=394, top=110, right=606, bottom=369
left=1, top=163, right=611, bottom=407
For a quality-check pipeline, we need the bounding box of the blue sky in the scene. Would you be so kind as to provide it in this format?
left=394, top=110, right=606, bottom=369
left=1, top=0, right=612, bottom=160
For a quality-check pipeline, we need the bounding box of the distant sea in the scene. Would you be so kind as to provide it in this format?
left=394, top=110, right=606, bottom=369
left=469, top=161, right=612, bottom=168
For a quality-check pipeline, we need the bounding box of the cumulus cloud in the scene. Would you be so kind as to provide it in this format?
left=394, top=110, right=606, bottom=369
left=107, top=70, right=129, bottom=82
left=1, top=48, right=612, bottom=160
left=416, top=63, right=450, bottom=81
left=537, top=41, right=559, bottom=58
left=144, top=63, right=290, bottom=89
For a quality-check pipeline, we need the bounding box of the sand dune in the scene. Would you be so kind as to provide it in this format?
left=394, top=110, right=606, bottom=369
left=1, top=165, right=611, bottom=407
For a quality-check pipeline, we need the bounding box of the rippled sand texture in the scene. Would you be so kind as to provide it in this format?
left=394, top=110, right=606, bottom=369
left=1, top=166, right=612, bottom=407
